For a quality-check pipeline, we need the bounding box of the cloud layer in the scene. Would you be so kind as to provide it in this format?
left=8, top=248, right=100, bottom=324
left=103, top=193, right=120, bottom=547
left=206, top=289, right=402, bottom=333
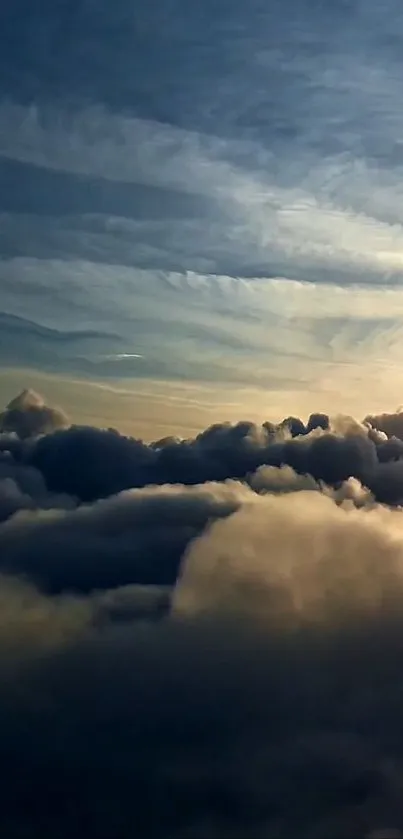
left=0, top=390, right=403, bottom=835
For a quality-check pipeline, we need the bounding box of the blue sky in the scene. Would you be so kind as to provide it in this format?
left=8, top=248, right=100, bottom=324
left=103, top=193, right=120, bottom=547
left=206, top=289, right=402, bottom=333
left=1, top=0, right=403, bottom=432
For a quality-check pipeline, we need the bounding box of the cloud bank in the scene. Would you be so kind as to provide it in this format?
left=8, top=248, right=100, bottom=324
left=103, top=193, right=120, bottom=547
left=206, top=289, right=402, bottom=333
left=1, top=390, right=403, bottom=836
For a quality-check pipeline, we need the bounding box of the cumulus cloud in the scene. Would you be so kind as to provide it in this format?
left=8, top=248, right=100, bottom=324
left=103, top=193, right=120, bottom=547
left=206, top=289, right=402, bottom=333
left=14, top=404, right=386, bottom=501
left=366, top=409, right=403, bottom=441
left=0, top=488, right=403, bottom=835
left=0, top=391, right=394, bottom=509
left=0, top=388, right=68, bottom=438
left=250, top=463, right=320, bottom=494
left=173, top=490, right=403, bottom=626
left=2, top=390, right=403, bottom=835
left=0, top=480, right=248, bottom=593
left=0, top=450, right=76, bottom=524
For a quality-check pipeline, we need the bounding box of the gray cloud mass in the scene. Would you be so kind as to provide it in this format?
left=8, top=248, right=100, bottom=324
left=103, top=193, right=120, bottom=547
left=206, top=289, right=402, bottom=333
left=0, top=389, right=402, bottom=835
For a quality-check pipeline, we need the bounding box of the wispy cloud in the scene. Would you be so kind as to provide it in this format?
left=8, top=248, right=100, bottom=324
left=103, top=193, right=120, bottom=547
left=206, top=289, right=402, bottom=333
left=3, top=102, right=403, bottom=285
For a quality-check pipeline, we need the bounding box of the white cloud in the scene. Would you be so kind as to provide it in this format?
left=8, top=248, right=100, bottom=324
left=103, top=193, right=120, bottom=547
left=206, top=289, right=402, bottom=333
left=3, top=101, right=403, bottom=283
left=173, top=489, right=403, bottom=627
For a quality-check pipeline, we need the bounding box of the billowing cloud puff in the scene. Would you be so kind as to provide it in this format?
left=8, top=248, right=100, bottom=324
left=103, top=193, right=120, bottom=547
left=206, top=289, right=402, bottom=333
left=0, top=480, right=249, bottom=593
left=1, top=390, right=403, bottom=836
left=9, top=398, right=400, bottom=506
left=0, top=488, right=403, bottom=835
left=365, top=409, right=403, bottom=441
left=173, top=490, right=403, bottom=626
left=0, top=388, right=68, bottom=438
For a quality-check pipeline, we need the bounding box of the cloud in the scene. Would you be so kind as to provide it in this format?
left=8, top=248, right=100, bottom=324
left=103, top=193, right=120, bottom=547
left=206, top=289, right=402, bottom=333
left=0, top=487, right=403, bottom=835
left=4, top=100, right=403, bottom=287
left=0, top=480, right=248, bottom=593
left=18, top=403, right=394, bottom=505
left=0, top=388, right=68, bottom=438
left=366, top=409, right=403, bottom=441
left=0, top=446, right=76, bottom=524
left=173, top=490, right=403, bottom=627
left=6, top=253, right=403, bottom=418
left=2, top=390, right=403, bottom=834
left=1, top=388, right=403, bottom=506
left=250, top=463, right=320, bottom=494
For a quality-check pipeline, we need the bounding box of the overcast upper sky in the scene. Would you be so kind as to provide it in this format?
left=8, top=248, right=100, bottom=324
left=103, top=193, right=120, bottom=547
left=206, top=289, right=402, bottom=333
left=1, top=0, right=403, bottom=431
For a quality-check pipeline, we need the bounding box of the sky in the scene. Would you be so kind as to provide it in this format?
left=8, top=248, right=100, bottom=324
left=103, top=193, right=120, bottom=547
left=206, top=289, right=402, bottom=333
left=5, top=6, right=403, bottom=836
left=2, top=1, right=403, bottom=431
